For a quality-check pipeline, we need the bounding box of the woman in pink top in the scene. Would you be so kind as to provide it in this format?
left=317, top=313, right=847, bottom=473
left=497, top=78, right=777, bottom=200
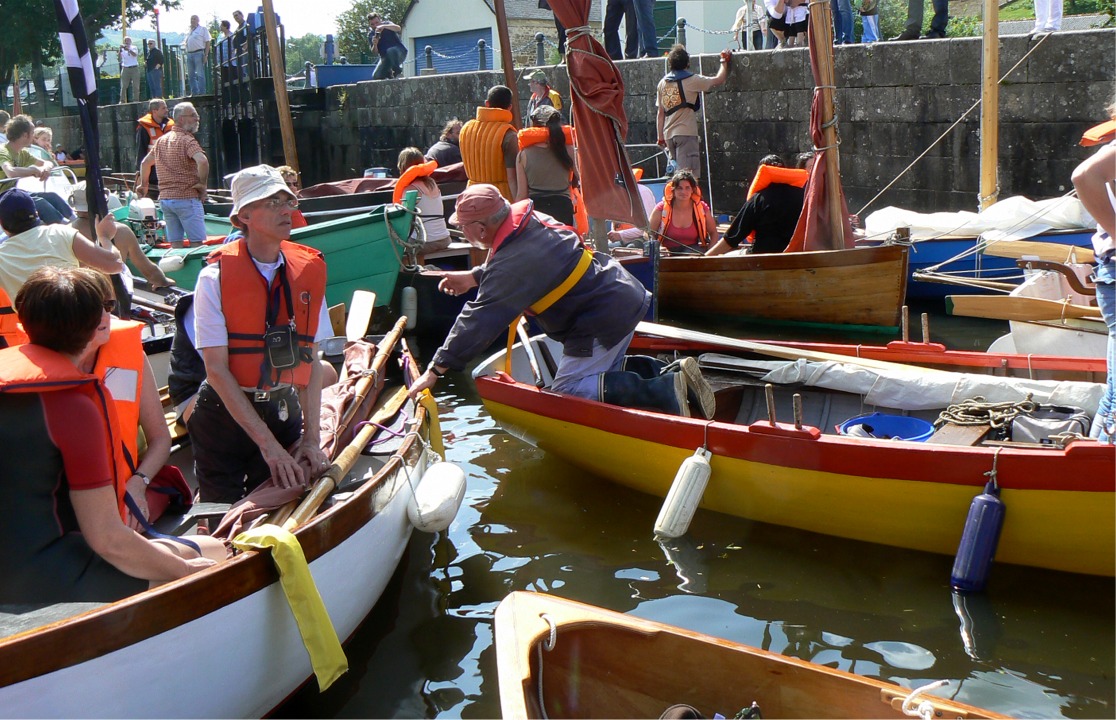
left=649, top=170, right=718, bottom=253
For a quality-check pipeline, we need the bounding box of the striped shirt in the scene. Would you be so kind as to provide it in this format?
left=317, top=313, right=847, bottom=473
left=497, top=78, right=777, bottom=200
left=151, top=127, right=204, bottom=200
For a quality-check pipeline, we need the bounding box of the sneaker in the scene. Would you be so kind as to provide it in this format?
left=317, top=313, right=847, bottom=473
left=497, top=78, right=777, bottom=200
left=676, top=357, right=716, bottom=420
left=890, top=29, right=920, bottom=41
left=671, top=371, right=691, bottom=418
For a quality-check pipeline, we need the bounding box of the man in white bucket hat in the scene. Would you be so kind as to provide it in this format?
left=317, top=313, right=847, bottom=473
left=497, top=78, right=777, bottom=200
left=186, top=164, right=331, bottom=503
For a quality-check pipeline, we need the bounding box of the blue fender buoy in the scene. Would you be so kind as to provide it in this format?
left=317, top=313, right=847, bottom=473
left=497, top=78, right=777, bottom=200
left=950, top=477, right=1006, bottom=593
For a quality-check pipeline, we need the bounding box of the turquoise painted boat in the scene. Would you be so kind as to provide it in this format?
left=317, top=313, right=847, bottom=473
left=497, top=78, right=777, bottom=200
left=136, top=194, right=418, bottom=308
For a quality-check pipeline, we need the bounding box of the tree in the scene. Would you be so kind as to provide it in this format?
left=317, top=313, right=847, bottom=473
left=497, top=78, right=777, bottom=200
left=1, top=0, right=178, bottom=107
left=286, top=34, right=325, bottom=76
left=335, top=0, right=411, bottom=64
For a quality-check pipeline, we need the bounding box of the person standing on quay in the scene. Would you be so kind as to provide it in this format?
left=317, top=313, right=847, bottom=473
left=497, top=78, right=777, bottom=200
left=144, top=40, right=164, bottom=99
left=118, top=37, right=141, bottom=103
left=368, top=12, right=407, bottom=80
left=183, top=15, right=211, bottom=96
left=655, top=45, right=730, bottom=180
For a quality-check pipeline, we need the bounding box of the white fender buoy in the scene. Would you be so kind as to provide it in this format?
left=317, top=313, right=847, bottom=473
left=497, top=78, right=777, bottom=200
left=158, top=254, right=185, bottom=272
left=654, top=447, right=712, bottom=539
left=401, top=286, right=418, bottom=330
left=408, top=461, right=466, bottom=533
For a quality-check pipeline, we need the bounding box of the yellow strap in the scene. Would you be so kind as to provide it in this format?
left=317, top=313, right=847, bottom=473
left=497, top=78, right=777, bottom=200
left=232, top=524, right=348, bottom=691
left=503, top=315, right=522, bottom=375
left=529, top=249, right=593, bottom=316
left=417, top=389, right=445, bottom=457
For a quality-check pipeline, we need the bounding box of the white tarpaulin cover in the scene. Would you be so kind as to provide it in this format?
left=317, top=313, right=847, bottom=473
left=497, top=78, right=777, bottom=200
left=864, top=195, right=1094, bottom=243
left=699, top=354, right=1104, bottom=416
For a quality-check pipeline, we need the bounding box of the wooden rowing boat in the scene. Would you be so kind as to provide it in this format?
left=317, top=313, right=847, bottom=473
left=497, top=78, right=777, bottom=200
left=495, top=591, right=1006, bottom=719
left=657, top=236, right=908, bottom=329
left=473, top=327, right=1114, bottom=576
left=0, top=345, right=445, bottom=717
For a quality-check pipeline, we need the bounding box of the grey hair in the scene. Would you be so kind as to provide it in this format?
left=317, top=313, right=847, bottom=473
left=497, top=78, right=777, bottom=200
left=172, top=102, right=197, bottom=122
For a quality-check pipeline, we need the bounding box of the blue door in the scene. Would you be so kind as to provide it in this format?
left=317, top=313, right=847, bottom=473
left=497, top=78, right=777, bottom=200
left=412, top=28, right=493, bottom=75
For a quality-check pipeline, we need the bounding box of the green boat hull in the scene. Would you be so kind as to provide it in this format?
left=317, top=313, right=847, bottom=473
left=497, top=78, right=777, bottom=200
left=139, top=198, right=416, bottom=308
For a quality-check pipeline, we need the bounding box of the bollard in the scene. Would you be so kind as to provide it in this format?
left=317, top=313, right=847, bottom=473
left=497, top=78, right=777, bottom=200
left=677, top=18, right=687, bottom=48
left=425, top=45, right=434, bottom=71
left=478, top=39, right=488, bottom=70
left=536, top=32, right=546, bottom=65
left=304, top=61, right=313, bottom=89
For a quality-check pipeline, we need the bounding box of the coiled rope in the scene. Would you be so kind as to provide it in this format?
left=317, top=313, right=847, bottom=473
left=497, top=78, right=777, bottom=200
left=935, top=394, right=1037, bottom=429
left=383, top=202, right=427, bottom=272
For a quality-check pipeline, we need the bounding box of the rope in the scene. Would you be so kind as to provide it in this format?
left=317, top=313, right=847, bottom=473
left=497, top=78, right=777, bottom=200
left=901, top=680, right=951, bottom=720
left=383, top=202, right=427, bottom=272
left=535, top=613, right=557, bottom=720
left=935, top=394, right=1037, bottom=429
left=857, top=32, right=1056, bottom=217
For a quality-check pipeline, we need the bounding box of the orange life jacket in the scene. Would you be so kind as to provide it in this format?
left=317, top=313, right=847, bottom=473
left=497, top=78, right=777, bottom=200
left=659, top=181, right=709, bottom=248
left=0, top=288, right=29, bottom=349
left=747, top=164, right=809, bottom=199
left=92, top=320, right=146, bottom=473
left=516, top=126, right=588, bottom=235
left=136, top=113, right=174, bottom=142
left=207, top=240, right=326, bottom=390
left=393, top=159, right=437, bottom=204
left=0, top=343, right=133, bottom=519
left=460, top=106, right=516, bottom=200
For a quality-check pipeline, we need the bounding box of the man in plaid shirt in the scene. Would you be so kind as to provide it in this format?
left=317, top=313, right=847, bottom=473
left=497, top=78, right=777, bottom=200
left=136, top=102, right=209, bottom=248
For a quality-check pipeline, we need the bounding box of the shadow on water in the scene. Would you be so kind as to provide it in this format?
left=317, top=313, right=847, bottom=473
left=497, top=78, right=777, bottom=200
left=276, top=310, right=1114, bottom=719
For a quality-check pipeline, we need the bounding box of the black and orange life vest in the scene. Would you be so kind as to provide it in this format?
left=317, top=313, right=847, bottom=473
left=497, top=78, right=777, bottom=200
left=207, top=239, right=326, bottom=390
left=661, top=70, right=700, bottom=117
left=460, top=106, right=516, bottom=200
left=0, top=343, right=133, bottom=519
left=92, top=320, right=146, bottom=472
left=747, top=164, right=809, bottom=199
left=0, top=288, right=29, bottom=349
left=136, top=113, right=174, bottom=142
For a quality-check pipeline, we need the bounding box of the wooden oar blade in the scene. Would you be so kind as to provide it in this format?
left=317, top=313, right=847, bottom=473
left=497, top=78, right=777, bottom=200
left=946, top=294, right=1103, bottom=321
left=346, top=290, right=376, bottom=342
left=982, top=239, right=1095, bottom=264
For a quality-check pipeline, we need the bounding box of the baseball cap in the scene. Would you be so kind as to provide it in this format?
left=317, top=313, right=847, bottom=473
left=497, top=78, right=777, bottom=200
left=449, top=184, right=508, bottom=226
left=0, top=190, right=41, bottom=231
left=527, top=70, right=547, bottom=84
left=229, top=165, right=294, bottom=217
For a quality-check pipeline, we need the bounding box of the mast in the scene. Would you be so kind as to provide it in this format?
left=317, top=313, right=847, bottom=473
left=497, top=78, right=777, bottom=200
left=807, top=0, right=844, bottom=249
left=979, top=0, right=999, bottom=210
left=493, top=0, right=522, bottom=128
left=261, top=0, right=300, bottom=172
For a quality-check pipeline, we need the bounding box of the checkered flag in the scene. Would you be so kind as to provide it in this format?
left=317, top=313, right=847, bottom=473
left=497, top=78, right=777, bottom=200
left=54, top=0, right=108, bottom=219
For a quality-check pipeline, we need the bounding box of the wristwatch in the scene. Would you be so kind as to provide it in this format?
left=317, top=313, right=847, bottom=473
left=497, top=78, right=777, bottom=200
left=133, top=470, right=151, bottom=486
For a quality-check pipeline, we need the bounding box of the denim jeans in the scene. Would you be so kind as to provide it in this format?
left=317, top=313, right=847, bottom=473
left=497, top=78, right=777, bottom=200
left=632, top=0, right=658, bottom=57
left=1091, top=258, right=1115, bottom=442
left=186, top=51, right=206, bottom=95
left=372, top=46, right=407, bottom=79
left=160, top=198, right=206, bottom=244
left=860, top=14, right=880, bottom=42
left=31, top=192, right=73, bottom=224
left=831, top=0, right=855, bottom=43
left=147, top=68, right=163, bottom=98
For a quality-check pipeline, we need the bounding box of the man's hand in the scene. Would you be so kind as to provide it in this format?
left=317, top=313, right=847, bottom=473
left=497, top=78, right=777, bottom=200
left=135, top=183, right=148, bottom=198
left=438, top=271, right=478, bottom=297
left=261, top=438, right=307, bottom=489
left=37, top=166, right=52, bottom=181
left=292, top=436, right=330, bottom=480
left=408, top=369, right=439, bottom=399
left=95, top=214, right=117, bottom=243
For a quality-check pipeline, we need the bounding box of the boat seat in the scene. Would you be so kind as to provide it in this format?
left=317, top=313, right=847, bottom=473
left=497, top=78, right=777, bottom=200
left=152, top=501, right=232, bottom=536
left=0, top=602, right=105, bottom=640
left=926, top=422, right=992, bottom=446
left=421, top=242, right=473, bottom=261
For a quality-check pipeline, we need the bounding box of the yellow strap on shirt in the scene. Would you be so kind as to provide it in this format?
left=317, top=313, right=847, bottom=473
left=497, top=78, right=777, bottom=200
left=529, top=248, right=593, bottom=315
left=232, top=524, right=348, bottom=691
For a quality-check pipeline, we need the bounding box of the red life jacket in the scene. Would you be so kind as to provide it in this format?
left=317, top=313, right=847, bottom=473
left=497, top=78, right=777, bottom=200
left=0, top=344, right=133, bottom=519
left=0, top=288, right=29, bottom=349
left=207, top=239, right=326, bottom=390
left=393, top=159, right=437, bottom=205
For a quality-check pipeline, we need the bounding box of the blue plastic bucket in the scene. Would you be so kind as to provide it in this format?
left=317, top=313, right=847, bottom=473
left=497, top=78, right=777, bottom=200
left=838, top=412, right=934, bottom=442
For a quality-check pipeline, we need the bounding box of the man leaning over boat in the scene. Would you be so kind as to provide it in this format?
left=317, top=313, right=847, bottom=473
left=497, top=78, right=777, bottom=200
left=408, top=184, right=714, bottom=418
left=188, top=165, right=332, bottom=503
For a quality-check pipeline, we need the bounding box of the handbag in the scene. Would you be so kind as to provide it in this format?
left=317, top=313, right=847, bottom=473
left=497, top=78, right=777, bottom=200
left=1009, top=404, right=1091, bottom=444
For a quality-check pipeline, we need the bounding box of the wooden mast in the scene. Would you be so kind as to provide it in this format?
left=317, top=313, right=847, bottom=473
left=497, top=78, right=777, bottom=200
left=979, top=0, right=999, bottom=210
left=807, top=0, right=844, bottom=249
left=260, top=0, right=299, bottom=173
left=493, top=0, right=522, bottom=128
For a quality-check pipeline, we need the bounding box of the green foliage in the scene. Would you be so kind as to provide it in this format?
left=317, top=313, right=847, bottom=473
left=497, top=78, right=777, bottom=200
left=877, top=0, right=912, bottom=39
left=0, top=0, right=178, bottom=104
left=947, top=14, right=982, bottom=36
left=286, top=34, right=325, bottom=75
left=335, top=0, right=411, bottom=63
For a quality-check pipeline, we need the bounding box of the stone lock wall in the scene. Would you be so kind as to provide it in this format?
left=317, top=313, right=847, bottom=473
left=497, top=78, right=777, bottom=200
left=55, top=29, right=1114, bottom=217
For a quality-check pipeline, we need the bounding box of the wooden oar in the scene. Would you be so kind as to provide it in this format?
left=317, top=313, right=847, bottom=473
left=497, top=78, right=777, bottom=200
left=284, top=385, right=410, bottom=531
left=982, top=239, right=1095, bottom=264
left=333, top=316, right=408, bottom=449
left=635, top=321, right=953, bottom=375
left=346, top=290, right=376, bottom=342
left=946, top=294, right=1103, bottom=322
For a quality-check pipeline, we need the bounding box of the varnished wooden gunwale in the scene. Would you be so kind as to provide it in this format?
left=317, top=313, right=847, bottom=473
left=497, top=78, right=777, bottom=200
left=496, top=592, right=1007, bottom=720
left=0, top=372, right=426, bottom=689
left=658, top=245, right=909, bottom=327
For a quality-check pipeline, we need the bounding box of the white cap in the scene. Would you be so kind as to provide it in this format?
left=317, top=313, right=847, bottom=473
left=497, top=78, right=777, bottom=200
left=230, top=165, right=294, bottom=218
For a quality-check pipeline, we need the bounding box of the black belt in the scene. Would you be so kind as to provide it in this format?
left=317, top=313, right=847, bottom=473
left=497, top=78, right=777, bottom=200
left=245, top=386, right=295, bottom=403
left=188, top=49, right=204, bottom=54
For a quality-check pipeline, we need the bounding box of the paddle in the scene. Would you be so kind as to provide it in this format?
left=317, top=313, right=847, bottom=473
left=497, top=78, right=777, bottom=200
left=333, top=316, right=408, bottom=447
left=635, top=321, right=953, bottom=375
left=946, top=294, right=1103, bottom=322
left=346, top=290, right=376, bottom=342
left=284, top=385, right=411, bottom=531
left=982, top=239, right=1095, bottom=265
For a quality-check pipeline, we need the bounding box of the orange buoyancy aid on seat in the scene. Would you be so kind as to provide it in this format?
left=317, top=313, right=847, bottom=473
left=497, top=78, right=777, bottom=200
left=208, top=240, right=326, bottom=390
left=393, top=159, right=437, bottom=205
left=93, top=320, right=146, bottom=474
left=0, top=343, right=133, bottom=519
left=460, top=106, right=516, bottom=200
left=747, top=164, right=809, bottom=199
left=136, top=113, right=174, bottom=142
left=0, top=288, right=29, bottom=349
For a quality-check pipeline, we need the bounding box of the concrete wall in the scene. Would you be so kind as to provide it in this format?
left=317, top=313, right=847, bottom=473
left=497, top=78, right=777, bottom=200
left=54, top=29, right=1115, bottom=217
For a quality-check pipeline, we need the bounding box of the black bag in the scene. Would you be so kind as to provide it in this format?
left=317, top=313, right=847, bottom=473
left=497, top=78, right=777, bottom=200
left=1010, top=404, right=1091, bottom=444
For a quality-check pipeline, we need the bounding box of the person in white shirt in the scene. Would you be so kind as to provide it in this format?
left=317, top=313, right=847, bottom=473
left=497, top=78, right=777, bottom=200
left=118, top=37, right=141, bottom=103
left=183, top=15, right=211, bottom=96
left=732, top=0, right=771, bottom=50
